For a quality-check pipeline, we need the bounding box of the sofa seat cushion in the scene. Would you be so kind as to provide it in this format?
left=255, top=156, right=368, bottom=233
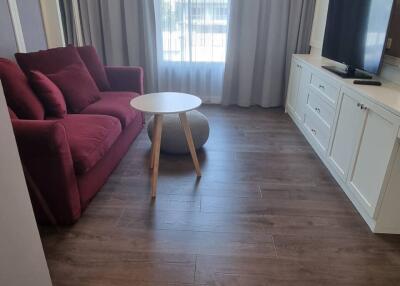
left=58, top=114, right=122, bottom=175
left=0, top=58, right=45, bottom=120
left=80, top=92, right=140, bottom=128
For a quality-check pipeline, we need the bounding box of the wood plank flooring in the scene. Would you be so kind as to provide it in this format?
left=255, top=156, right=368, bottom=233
left=40, top=105, right=400, bottom=286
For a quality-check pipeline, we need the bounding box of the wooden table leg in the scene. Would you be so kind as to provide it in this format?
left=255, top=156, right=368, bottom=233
left=179, top=112, right=202, bottom=177
left=151, top=114, right=163, bottom=197
left=150, top=118, right=157, bottom=169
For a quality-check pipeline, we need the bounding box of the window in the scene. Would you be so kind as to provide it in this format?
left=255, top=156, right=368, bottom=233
left=157, top=0, right=230, bottom=63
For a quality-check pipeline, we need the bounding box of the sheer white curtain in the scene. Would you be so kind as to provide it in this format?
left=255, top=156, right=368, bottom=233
left=154, top=0, right=230, bottom=103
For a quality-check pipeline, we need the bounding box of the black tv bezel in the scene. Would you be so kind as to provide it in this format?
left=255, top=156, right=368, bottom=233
left=321, top=0, right=395, bottom=78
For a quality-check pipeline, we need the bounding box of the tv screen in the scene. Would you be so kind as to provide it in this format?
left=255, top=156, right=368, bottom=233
left=322, top=0, right=394, bottom=75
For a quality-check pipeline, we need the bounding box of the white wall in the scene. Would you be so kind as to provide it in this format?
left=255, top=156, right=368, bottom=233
left=0, top=82, right=52, bottom=286
left=16, top=0, right=48, bottom=51
left=0, top=0, right=19, bottom=58
left=309, top=0, right=400, bottom=85
left=0, top=0, right=65, bottom=59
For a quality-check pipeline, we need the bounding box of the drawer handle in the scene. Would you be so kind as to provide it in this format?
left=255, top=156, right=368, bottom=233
left=311, top=128, right=317, bottom=135
left=314, top=107, right=321, bottom=113
left=319, top=84, right=325, bottom=90
left=357, top=103, right=368, bottom=110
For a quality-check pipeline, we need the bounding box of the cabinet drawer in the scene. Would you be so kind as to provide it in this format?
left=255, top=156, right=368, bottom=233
left=310, top=73, right=339, bottom=106
left=304, top=107, right=331, bottom=152
left=307, top=89, right=335, bottom=129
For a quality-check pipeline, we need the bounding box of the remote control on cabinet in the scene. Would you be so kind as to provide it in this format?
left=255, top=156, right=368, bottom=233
left=353, top=80, right=382, bottom=86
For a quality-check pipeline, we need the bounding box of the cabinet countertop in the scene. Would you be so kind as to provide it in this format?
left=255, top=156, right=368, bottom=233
left=294, top=54, right=400, bottom=118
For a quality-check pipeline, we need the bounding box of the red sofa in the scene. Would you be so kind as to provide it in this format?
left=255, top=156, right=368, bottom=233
left=0, top=46, right=144, bottom=224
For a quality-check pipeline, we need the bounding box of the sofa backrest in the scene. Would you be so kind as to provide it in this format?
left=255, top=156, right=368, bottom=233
left=15, top=45, right=85, bottom=75
left=0, top=59, right=44, bottom=120
left=15, top=45, right=110, bottom=93
left=10, top=45, right=110, bottom=117
left=77, top=46, right=111, bottom=91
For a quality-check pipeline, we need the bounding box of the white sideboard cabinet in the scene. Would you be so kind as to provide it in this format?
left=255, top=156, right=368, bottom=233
left=286, top=54, right=400, bottom=234
left=287, top=59, right=306, bottom=122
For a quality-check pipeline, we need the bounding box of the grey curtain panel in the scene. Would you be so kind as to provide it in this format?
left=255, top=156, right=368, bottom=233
left=59, top=0, right=78, bottom=45
left=221, top=0, right=315, bottom=107
left=76, top=0, right=159, bottom=92
left=59, top=0, right=315, bottom=106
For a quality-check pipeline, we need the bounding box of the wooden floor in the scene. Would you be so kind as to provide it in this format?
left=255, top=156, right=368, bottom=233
left=40, top=105, right=400, bottom=286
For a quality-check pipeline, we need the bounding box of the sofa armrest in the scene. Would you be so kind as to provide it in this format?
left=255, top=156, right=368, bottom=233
left=12, top=119, right=81, bottom=224
left=105, top=66, right=144, bottom=94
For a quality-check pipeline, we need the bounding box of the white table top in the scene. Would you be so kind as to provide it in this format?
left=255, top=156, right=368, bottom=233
left=130, top=92, right=202, bottom=114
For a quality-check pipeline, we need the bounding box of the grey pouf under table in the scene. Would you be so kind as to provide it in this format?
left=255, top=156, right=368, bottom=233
left=147, top=110, right=209, bottom=154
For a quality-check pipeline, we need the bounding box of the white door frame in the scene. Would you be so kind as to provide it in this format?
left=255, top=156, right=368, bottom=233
left=71, top=0, right=83, bottom=46
left=7, top=0, right=26, bottom=53
left=39, top=0, right=66, bottom=48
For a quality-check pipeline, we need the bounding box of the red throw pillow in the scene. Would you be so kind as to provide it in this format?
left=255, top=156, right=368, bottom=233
left=47, top=64, right=100, bottom=113
left=77, top=46, right=111, bottom=91
left=0, top=58, right=45, bottom=120
left=30, top=71, right=67, bottom=118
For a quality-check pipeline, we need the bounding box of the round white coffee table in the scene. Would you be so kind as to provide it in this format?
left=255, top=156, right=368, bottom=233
left=130, top=92, right=202, bottom=197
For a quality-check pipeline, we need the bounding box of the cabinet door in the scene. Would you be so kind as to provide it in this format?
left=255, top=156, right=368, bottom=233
left=286, top=59, right=302, bottom=122
left=297, top=67, right=312, bottom=121
left=348, top=102, right=399, bottom=217
left=328, top=89, right=366, bottom=181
